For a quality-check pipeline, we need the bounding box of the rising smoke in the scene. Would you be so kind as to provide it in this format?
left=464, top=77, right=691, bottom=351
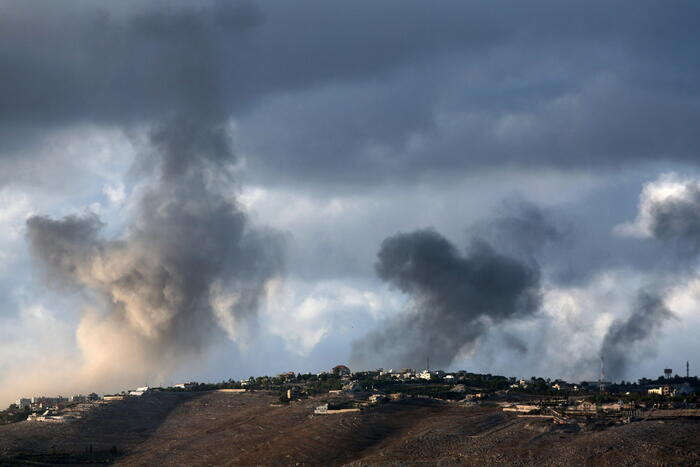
left=600, top=291, right=675, bottom=381
left=616, top=174, right=700, bottom=254
left=351, top=228, right=541, bottom=369
left=25, top=118, right=283, bottom=387
left=471, top=199, right=565, bottom=264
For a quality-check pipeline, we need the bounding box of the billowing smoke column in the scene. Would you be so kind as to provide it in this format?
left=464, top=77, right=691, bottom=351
left=600, top=291, right=675, bottom=381
left=26, top=119, right=283, bottom=384
left=351, top=228, right=541, bottom=369
left=605, top=173, right=699, bottom=380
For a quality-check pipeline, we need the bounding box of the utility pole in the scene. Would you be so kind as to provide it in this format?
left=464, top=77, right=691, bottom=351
left=688, top=361, right=690, bottom=379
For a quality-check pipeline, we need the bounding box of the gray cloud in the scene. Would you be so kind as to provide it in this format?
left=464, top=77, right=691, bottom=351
left=351, top=229, right=540, bottom=369
left=1, top=1, right=700, bottom=189
left=600, top=291, right=675, bottom=381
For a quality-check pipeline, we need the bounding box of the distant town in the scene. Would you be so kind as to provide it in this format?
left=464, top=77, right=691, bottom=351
left=2, top=362, right=697, bottom=425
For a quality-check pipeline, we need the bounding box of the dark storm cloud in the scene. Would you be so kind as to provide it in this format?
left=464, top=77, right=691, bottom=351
left=600, top=291, right=675, bottom=381
left=26, top=118, right=284, bottom=366
left=2, top=1, right=700, bottom=187
left=351, top=229, right=540, bottom=369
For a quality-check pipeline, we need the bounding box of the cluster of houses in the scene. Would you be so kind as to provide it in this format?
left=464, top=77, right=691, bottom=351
left=13, top=385, right=156, bottom=423
left=646, top=382, right=695, bottom=396
left=15, top=393, right=101, bottom=411
left=374, top=368, right=450, bottom=381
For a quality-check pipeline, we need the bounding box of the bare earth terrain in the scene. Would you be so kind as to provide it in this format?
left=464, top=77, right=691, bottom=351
left=0, top=391, right=698, bottom=465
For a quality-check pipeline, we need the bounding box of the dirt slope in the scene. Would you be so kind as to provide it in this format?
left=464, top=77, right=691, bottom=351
left=1, top=391, right=698, bottom=465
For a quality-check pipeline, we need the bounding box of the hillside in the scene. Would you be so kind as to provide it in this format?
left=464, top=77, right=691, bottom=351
left=0, top=391, right=698, bottom=465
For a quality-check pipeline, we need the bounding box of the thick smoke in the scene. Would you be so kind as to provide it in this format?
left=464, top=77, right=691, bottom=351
left=616, top=174, right=700, bottom=253
left=25, top=119, right=283, bottom=386
left=600, top=291, right=675, bottom=381
left=351, top=229, right=540, bottom=369
left=648, top=186, right=700, bottom=254
left=471, top=199, right=565, bottom=263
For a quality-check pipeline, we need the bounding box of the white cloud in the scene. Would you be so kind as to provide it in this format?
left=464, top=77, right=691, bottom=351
left=261, top=278, right=402, bottom=357
left=614, top=172, right=700, bottom=238
left=103, top=182, right=126, bottom=204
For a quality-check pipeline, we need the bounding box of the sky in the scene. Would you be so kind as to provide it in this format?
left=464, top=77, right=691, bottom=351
left=1, top=0, right=700, bottom=406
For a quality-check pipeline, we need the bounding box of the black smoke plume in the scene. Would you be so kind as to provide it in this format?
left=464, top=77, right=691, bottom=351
left=351, top=228, right=540, bottom=369
left=26, top=119, right=283, bottom=381
left=600, top=291, right=675, bottom=381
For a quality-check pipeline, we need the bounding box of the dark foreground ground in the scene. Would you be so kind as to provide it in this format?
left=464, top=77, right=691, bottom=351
left=0, top=391, right=698, bottom=465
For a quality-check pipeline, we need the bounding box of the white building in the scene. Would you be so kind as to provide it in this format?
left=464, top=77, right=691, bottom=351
left=16, top=398, right=31, bottom=409
left=418, top=370, right=432, bottom=380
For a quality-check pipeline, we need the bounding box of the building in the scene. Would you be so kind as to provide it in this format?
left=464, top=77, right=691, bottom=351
left=279, top=371, right=296, bottom=381
left=418, top=370, right=432, bottom=380
left=333, top=365, right=351, bottom=376
left=174, top=382, right=197, bottom=389
left=566, top=401, right=597, bottom=414
left=502, top=404, right=538, bottom=414
left=129, top=386, right=149, bottom=396
left=103, top=395, right=125, bottom=401
left=342, top=381, right=362, bottom=393
left=648, top=385, right=671, bottom=396
left=552, top=382, right=571, bottom=391
left=16, top=398, right=31, bottom=409
left=600, top=402, right=622, bottom=412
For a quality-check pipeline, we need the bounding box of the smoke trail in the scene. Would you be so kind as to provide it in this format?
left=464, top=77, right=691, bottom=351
left=351, top=228, right=540, bottom=369
left=600, top=291, right=675, bottom=381
left=25, top=118, right=283, bottom=386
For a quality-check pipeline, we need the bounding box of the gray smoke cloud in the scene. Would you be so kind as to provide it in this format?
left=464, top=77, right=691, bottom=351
left=25, top=118, right=283, bottom=383
left=616, top=175, right=700, bottom=254
left=648, top=184, right=700, bottom=254
left=351, top=228, right=540, bottom=369
left=600, top=291, right=675, bottom=381
left=470, top=199, right=566, bottom=264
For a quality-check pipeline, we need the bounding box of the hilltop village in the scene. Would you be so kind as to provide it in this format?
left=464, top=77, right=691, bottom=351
left=3, top=364, right=698, bottom=426
left=1, top=364, right=699, bottom=464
